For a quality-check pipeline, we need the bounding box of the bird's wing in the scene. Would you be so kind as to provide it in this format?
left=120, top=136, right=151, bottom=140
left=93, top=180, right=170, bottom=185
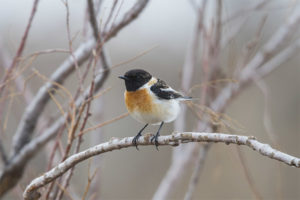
left=150, top=79, right=186, bottom=100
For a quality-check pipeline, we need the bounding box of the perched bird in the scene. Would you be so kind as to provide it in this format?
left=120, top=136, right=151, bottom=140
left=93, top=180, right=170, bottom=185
left=119, top=69, right=191, bottom=150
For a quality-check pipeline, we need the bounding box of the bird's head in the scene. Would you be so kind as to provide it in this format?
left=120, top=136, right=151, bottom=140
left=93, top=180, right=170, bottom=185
left=119, top=69, right=152, bottom=91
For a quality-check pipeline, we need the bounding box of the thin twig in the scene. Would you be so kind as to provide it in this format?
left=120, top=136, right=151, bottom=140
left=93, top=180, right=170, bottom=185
left=0, top=0, right=40, bottom=98
left=78, top=112, right=129, bottom=137
left=82, top=160, right=98, bottom=200
left=10, top=0, right=149, bottom=158
left=87, top=0, right=100, bottom=42
left=236, top=147, right=263, bottom=200
left=55, top=65, right=96, bottom=200
left=154, top=4, right=300, bottom=200
left=103, top=0, right=118, bottom=32
left=63, top=0, right=84, bottom=94
left=154, top=1, right=207, bottom=199
left=184, top=144, right=210, bottom=200
left=0, top=139, right=8, bottom=165
left=0, top=1, right=150, bottom=196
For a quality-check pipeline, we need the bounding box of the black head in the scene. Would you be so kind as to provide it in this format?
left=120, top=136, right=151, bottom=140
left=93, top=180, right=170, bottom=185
left=119, top=69, right=152, bottom=91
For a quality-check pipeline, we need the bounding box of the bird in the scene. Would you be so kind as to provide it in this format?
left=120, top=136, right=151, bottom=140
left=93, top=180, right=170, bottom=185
left=119, top=69, right=191, bottom=150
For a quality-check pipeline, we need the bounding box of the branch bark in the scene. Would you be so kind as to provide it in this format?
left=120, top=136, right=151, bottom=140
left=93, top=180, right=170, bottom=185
left=23, top=132, right=300, bottom=200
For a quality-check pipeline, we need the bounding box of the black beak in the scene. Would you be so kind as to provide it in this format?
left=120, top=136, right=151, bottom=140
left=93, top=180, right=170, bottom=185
left=118, top=76, right=129, bottom=80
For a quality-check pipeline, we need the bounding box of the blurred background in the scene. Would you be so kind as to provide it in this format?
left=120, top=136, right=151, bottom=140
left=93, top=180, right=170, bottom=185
left=0, top=0, right=300, bottom=199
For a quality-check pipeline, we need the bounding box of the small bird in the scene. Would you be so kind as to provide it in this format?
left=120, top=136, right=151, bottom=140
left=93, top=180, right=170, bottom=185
left=119, top=69, right=191, bottom=150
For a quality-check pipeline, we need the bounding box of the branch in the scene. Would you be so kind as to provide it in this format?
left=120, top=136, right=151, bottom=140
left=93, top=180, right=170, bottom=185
left=23, top=132, right=300, bottom=199
left=0, top=0, right=40, bottom=98
left=153, top=37, right=300, bottom=200
left=183, top=144, right=210, bottom=200
left=11, top=0, right=149, bottom=157
left=211, top=37, right=300, bottom=113
left=87, top=0, right=100, bottom=42
left=0, top=140, right=8, bottom=165
left=240, top=4, right=300, bottom=80
left=11, top=38, right=95, bottom=156
left=153, top=4, right=300, bottom=200
left=103, top=0, right=149, bottom=40
left=0, top=0, right=150, bottom=197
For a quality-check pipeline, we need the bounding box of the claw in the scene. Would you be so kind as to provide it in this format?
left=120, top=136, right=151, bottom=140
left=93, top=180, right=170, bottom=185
left=150, top=133, right=160, bottom=151
left=132, top=135, right=141, bottom=150
left=151, top=121, right=164, bottom=151
left=150, top=135, right=155, bottom=143
left=154, top=138, right=159, bottom=151
left=132, top=124, right=148, bottom=150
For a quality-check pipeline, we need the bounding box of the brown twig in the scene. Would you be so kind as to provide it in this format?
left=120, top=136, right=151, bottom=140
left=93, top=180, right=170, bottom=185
left=0, top=139, right=8, bottom=164
left=236, top=147, right=263, bottom=200
left=55, top=65, right=96, bottom=200
left=87, top=0, right=100, bottom=42
left=103, top=0, right=118, bottom=33
left=154, top=3, right=300, bottom=200
left=82, top=160, right=99, bottom=200
left=64, top=0, right=84, bottom=94
left=0, top=0, right=40, bottom=98
left=183, top=144, right=210, bottom=200
left=78, top=112, right=129, bottom=137
left=154, top=1, right=207, bottom=199
left=0, top=1, right=150, bottom=196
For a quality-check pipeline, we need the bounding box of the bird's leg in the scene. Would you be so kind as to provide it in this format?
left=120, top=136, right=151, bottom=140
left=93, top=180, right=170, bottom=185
left=133, top=124, right=148, bottom=150
left=151, top=121, right=164, bottom=150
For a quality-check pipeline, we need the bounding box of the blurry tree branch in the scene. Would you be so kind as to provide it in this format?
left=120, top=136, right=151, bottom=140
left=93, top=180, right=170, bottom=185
left=23, top=132, right=300, bottom=200
left=183, top=144, right=210, bottom=200
left=0, top=0, right=40, bottom=165
left=153, top=2, right=300, bottom=200
left=1, top=0, right=299, bottom=199
left=0, top=0, right=149, bottom=197
left=0, top=0, right=40, bottom=98
left=11, top=0, right=149, bottom=157
left=0, top=39, right=35, bottom=104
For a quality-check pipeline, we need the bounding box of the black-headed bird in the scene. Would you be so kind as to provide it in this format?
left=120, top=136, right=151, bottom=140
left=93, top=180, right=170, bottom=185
left=119, top=69, right=191, bottom=150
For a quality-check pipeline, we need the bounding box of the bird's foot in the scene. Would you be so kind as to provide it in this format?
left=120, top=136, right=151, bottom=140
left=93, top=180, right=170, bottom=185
left=132, top=134, right=141, bottom=150
left=150, top=134, right=159, bottom=151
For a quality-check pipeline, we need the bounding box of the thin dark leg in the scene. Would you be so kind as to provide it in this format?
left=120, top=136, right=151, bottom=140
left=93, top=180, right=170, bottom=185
left=133, top=124, right=148, bottom=150
left=151, top=121, right=164, bottom=150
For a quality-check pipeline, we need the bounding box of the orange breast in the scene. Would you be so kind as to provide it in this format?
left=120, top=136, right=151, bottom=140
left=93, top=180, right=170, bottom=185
left=125, top=89, right=153, bottom=113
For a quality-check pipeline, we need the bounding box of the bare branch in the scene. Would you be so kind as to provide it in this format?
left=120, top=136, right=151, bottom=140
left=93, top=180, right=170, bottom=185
left=236, top=147, right=263, bottom=200
left=64, top=0, right=84, bottom=94
left=87, top=0, right=100, bottom=42
left=0, top=0, right=40, bottom=98
left=11, top=38, right=95, bottom=156
left=103, top=0, right=118, bottom=32
left=23, top=132, right=300, bottom=200
left=211, top=38, right=300, bottom=113
left=183, top=144, right=210, bottom=200
left=0, top=39, right=36, bottom=104
left=0, top=0, right=150, bottom=197
left=222, top=0, right=270, bottom=24
left=240, top=4, right=300, bottom=80
left=103, top=0, right=149, bottom=40
left=11, top=0, right=149, bottom=157
left=154, top=4, right=300, bottom=200
left=0, top=140, right=8, bottom=165
left=55, top=67, right=96, bottom=200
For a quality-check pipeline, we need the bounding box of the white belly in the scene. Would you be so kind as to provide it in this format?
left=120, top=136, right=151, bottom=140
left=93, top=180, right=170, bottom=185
left=130, top=99, right=180, bottom=125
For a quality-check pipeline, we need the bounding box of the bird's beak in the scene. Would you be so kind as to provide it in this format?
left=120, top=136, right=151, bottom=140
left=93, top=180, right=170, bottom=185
left=118, top=76, right=129, bottom=80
